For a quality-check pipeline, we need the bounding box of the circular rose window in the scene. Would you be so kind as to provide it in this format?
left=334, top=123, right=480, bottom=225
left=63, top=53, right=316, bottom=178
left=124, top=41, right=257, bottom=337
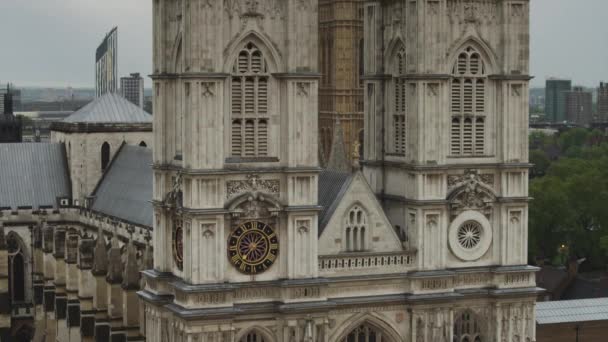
left=457, top=221, right=482, bottom=249
left=448, top=211, right=493, bottom=261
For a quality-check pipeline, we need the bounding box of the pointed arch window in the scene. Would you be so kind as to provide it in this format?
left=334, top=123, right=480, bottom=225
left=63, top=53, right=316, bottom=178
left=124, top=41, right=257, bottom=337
left=8, top=233, right=26, bottom=303
left=450, top=46, right=487, bottom=156
left=239, top=331, right=267, bottom=342
left=341, top=323, right=392, bottom=342
left=392, top=46, right=407, bottom=155
left=345, top=205, right=368, bottom=252
left=101, top=142, right=110, bottom=171
left=230, top=42, right=272, bottom=158
left=453, top=310, right=483, bottom=342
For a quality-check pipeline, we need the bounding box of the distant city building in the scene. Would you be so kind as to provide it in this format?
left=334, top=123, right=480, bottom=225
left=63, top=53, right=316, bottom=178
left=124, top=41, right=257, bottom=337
left=95, top=27, right=118, bottom=98
left=598, top=82, right=608, bottom=122
left=565, top=86, right=593, bottom=125
left=120, top=73, right=144, bottom=107
left=0, top=85, right=23, bottom=143
left=546, top=78, right=572, bottom=123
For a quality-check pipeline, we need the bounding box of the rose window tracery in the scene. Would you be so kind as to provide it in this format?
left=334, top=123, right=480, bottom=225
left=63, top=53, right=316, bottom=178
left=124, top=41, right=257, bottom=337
left=457, top=221, right=482, bottom=249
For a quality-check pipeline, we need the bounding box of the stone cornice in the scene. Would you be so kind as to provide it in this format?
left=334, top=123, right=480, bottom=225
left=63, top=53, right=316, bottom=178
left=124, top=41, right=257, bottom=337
left=152, top=164, right=323, bottom=175
left=361, top=159, right=533, bottom=171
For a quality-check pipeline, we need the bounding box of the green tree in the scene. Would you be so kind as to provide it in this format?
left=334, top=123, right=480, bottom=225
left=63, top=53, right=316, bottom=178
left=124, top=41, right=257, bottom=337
left=530, top=149, right=550, bottom=178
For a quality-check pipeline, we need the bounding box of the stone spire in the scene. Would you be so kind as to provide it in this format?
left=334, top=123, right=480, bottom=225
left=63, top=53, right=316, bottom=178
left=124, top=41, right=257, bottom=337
left=326, top=118, right=351, bottom=173
left=92, top=228, right=108, bottom=276
left=106, top=233, right=123, bottom=284
left=122, top=236, right=140, bottom=290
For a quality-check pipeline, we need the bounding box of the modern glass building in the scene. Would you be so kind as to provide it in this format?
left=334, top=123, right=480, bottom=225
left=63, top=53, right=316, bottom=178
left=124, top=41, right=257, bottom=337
left=95, top=27, right=118, bottom=98
left=545, top=78, right=572, bottom=123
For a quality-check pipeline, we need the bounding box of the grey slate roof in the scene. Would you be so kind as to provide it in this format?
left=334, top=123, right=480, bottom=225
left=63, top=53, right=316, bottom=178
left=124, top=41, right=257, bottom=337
left=63, top=93, right=151, bottom=123
left=91, top=145, right=153, bottom=227
left=318, top=170, right=353, bottom=235
left=0, top=143, right=70, bottom=209
left=536, top=298, right=608, bottom=324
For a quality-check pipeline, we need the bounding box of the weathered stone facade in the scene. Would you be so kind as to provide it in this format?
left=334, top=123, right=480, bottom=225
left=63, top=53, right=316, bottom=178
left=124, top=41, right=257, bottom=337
left=140, top=1, right=537, bottom=342
left=319, top=0, right=364, bottom=167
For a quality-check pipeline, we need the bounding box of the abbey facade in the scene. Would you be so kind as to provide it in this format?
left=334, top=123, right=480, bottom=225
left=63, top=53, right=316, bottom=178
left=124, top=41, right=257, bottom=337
left=0, top=1, right=535, bottom=341
left=140, top=1, right=537, bottom=342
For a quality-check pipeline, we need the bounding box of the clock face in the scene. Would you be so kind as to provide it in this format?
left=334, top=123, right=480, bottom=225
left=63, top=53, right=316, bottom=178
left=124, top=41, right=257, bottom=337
left=172, top=220, right=183, bottom=271
left=228, top=221, right=278, bottom=275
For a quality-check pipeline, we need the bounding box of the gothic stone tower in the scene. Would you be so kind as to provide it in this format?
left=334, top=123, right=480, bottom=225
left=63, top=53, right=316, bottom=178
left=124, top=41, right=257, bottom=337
left=318, top=0, right=364, bottom=167
left=363, top=0, right=537, bottom=341
left=141, top=0, right=322, bottom=340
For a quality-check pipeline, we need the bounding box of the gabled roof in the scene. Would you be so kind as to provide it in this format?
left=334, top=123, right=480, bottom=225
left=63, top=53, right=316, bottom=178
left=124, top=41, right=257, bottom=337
left=318, top=170, right=353, bottom=235
left=91, top=145, right=153, bottom=227
left=537, top=298, right=608, bottom=324
left=0, top=143, right=70, bottom=209
left=63, top=93, right=151, bottom=124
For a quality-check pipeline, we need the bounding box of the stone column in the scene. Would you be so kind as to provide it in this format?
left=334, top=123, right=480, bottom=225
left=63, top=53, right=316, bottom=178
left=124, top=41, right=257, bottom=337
left=122, top=237, right=144, bottom=341
left=65, top=230, right=81, bottom=340
left=78, top=236, right=96, bottom=342
left=42, top=223, right=57, bottom=340
left=0, top=223, right=11, bottom=341
left=92, top=229, right=110, bottom=342
left=53, top=228, right=68, bottom=341
left=107, top=234, right=125, bottom=342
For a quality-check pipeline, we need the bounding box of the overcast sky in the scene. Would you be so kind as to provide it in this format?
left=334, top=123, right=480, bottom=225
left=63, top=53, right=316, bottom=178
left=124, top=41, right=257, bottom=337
left=0, top=0, right=607, bottom=88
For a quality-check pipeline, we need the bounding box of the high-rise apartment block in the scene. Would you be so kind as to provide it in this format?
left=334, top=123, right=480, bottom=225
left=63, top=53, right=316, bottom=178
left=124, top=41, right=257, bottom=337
left=598, top=82, right=608, bottom=122
left=120, top=73, right=144, bottom=107
left=95, top=27, right=118, bottom=98
left=0, top=85, right=22, bottom=143
left=565, top=86, right=593, bottom=124
left=319, top=0, right=364, bottom=167
left=546, top=78, right=571, bottom=123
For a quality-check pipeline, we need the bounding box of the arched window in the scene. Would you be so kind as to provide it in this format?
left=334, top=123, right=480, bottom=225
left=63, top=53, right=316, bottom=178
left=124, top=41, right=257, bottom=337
left=345, top=205, right=368, bottom=252
left=358, top=38, right=365, bottom=87
left=8, top=233, right=26, bottom=303
left=450, top=46, right=487, bottom=156
left=101, top=142, right=110, bottom=170
left=341, top=323, right=391, bottom=342
left=392, top=45, right=407, bottom=155
left=240, top=331, right=267, bottom=342
left=139, top=141, right=147, bottom=147
left=230, top=42, right=272, bottom=158
left=453, top=310, right=483, bottom=342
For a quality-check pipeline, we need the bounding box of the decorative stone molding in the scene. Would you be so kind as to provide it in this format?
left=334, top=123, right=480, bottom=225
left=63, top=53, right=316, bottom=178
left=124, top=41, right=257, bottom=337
left=448, top=210, right=493, bottom=261
left=226, top=174, right=280, bottom=199
left=296, top=82, right=311, bottom=97
left=448, top=170, right=496, bottom=217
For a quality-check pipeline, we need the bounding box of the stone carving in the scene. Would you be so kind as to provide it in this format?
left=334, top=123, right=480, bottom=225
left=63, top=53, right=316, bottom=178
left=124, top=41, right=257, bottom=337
left=42, top=223, right=54, bottom=253
left=448, top=170, right=496, bottom=216
left=447, top=0, right=498, bottom=25
left=226, top=174, right=280, bottom=199
left=201, top=82, right=215, bottom=97
left=106, top=235, right=123, bottom=284
left=448, top=169, right=494, bottom=189
left=296, top=82, right=310, bottom=97
left=123, top=238, right=140, bottom=290
left=92, top=229, right=108, bottom=276
left=163, top=172, right=183, bottom=209
left=225, top=0, right=284, bottom=19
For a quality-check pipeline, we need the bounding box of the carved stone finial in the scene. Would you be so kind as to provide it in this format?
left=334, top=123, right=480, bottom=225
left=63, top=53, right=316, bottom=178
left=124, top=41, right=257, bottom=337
left=122, top=238, right=140, bottom=290
left=143, top=232, right=153, bottom=271
left=92, top=228, right=108, bottom=276
left=106, top=233, right=123, bottom=284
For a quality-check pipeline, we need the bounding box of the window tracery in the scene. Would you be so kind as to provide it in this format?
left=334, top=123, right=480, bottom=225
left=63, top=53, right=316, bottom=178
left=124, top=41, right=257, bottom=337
left=341, top=323, right=391, bottom=342
left=450, top=46, right=487, bottom=156
left=230, top=42, right=271, bottom=158
left=453, top=310, right=483, bottom=342
left=345, top=205, right=368, bottom=252
left=240, top=330, right=267, bottom=342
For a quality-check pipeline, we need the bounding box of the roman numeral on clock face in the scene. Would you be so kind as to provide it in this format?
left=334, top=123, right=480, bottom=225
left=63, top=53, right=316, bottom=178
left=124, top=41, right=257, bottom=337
left=228, top=221, right=279, bottom=275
